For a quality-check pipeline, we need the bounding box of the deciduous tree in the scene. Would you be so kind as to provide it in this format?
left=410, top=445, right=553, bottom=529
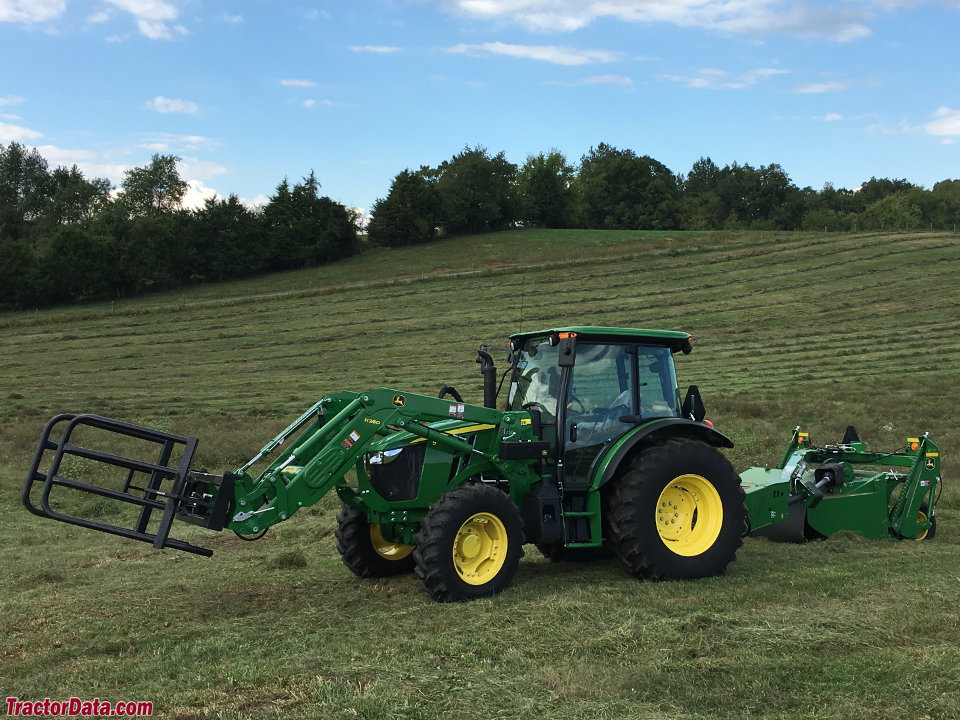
left=367, top=169, right=442, bottom=246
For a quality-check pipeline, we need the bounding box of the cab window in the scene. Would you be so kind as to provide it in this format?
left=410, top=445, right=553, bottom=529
left=507, top=337, right=560, bottom=421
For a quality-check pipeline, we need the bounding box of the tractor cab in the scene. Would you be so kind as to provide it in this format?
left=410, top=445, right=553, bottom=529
left=506, top=327, right=693, bottom=487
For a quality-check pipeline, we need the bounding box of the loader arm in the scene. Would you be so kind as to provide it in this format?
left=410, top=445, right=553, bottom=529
left=23, top=389, right=542, bottom=555
left=227, top=388, right=540, bottom=536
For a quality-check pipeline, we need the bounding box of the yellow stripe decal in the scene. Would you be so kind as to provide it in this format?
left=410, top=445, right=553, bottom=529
left=409, top=424, right=497, bottom=444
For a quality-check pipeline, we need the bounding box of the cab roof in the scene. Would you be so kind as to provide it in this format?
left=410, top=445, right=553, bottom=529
left=510, top=326, right=692, bottom=352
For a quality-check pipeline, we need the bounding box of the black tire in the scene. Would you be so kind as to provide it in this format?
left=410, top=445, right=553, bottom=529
left=414, top=484, right=525, bottom=602
left=803, top=519, right=827, bottom=542
left=916, top=502, right=937, bottom=541
left=607, top=439, right=747, bottom=580
left=335, top=504, right=416, bottom=578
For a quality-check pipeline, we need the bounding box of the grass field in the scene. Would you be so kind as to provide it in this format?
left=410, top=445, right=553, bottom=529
left=2, top=229, right=959, bottom=719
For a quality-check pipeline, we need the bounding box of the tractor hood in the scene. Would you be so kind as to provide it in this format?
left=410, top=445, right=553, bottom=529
left=365, top=418, right=499, bottom=453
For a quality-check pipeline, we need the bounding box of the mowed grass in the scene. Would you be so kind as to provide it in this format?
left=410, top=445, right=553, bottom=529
left=2, top=229, right=959, bottom=719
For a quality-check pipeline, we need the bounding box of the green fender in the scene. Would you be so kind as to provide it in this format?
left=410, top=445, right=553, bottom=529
left=590, top=418, right=734, bottom=491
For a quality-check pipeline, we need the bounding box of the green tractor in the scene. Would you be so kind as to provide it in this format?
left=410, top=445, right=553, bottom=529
left=23, top=326, right=941, bottom=601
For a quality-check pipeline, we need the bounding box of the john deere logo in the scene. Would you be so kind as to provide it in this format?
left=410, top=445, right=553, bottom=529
left=926, top=458, right=936, bottom=469
left=393, top=395, right=406, bottom=407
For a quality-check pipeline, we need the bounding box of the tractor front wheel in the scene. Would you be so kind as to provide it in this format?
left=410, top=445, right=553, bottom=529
left=335, top=504, right=416, bottom=577
left=608, top=439, right=747, bottom=580
left=414, top=484, right=525, bottom=602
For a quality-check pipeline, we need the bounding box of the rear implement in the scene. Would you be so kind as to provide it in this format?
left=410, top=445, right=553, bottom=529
left=741, top=426, right=940, bottom=542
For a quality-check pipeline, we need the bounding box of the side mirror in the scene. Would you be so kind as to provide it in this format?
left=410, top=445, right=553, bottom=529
left=681, top=385, right=706, bottom=422
left=557, top=334, right=576, bottom=367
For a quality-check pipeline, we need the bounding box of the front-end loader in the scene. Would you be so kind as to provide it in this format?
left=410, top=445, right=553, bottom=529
left=23, top=327, right=941, bottom=601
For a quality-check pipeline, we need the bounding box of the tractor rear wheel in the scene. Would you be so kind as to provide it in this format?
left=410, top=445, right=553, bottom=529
left=608, top=439, right=747, bottom=580
left=414, top=484, right=525, bottom=602
left=335, top=504, right=416, bottom=577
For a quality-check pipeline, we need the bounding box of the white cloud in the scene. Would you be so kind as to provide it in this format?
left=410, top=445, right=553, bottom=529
left=0, top=0, right=65, bottom=23
left=221, top=13, right=243, bottom=24
left=545, top=74, right=633, bottom=86
left=0, top=94, right=24, bottom=106
left=178, top=157, right=227, bottom=180
left=0, top=120, right=42, bottom=142
left=793, top=80, right=846, bottom=93
left=104, top=0, right=176, bottom=21
left=921, top=107, right=960, bottom=136
left=447, top=41, right=616, bottom=65
left=27, top=144, right=129, bottom=180
left=814, top=112, right=844, bottom=121
left=137, top=20, right=168, bottom=37
left=303, top=98, right=352, bottom=109
left=280, top=78, right=318, bottom=87
left=33, top=145, right=94, bottom=164
left=659, top=67, right=790, bottom=90
left=139, top=132, right=218, bottom=150
left=440, top=0, right=872, bottom=41
left=180, top=178, right=219, bottom=210
left=350, top=45, right=401, bottom=53
left=24, top=144, right=231, bottom=198
left=868, top=107, right=960, bottom=139
left=137, top=19, right=187, bottom=39
left=88, top=10, right=111, bottom=24
left=142, top=96, right=199, bottom=114
left=240, top=193, right=270, bottom=209
left=104, top=0, right=181, bottom=39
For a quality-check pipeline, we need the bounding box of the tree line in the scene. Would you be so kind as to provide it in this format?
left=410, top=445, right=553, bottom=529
left=2, top=141, right=959, bottom=310
left=0, top=144, right=357, bottom=310
left=368, top=144, right=960, bottom=246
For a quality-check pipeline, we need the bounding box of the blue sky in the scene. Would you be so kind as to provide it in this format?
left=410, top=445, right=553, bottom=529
left=1, top=0, right=957, bottom=214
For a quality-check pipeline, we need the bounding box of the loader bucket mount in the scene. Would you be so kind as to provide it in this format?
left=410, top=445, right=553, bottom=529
left=23, top=414, right=234, bottom=557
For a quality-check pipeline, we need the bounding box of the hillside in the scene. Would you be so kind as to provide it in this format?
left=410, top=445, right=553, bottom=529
left=2, top=229, right=959, bottom=720
left=2, top=229, right=957, bottom=477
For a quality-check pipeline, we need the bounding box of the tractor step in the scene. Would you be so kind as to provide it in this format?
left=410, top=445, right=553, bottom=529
left=23, top=414, right=233, bottom=556
left=560, top=489, right=603, bottom=546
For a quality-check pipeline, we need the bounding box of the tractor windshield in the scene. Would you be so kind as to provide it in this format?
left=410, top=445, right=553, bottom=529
left=507, top=337, right=560, bottom=421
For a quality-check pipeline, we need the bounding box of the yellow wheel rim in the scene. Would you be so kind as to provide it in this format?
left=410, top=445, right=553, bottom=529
left=916, top=510, right=930, bottom=541
left=370, top=524, right=415, bottom=561
left=452, top=512, right=508, bottom=585
left=655, top=474, right=723, bottom=557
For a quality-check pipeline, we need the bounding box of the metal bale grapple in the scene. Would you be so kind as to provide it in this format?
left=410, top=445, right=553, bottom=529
left=22, top=326, right=942, bottom=602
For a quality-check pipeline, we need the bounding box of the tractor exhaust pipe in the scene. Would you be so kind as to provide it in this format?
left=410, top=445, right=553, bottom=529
left=477, top=350, right=497, bottom=409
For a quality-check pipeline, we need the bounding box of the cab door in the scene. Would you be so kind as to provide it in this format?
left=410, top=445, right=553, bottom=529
left=561, top=343, right=636, bottom=487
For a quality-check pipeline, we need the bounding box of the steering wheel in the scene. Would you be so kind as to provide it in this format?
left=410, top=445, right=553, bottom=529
left=567, top=391, right=586, bottom=413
